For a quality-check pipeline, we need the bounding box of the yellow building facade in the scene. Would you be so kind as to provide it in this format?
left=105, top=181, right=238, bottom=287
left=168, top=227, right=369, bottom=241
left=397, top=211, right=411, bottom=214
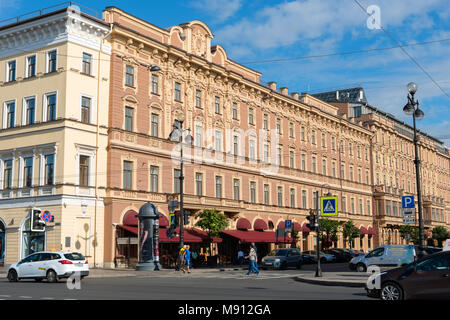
left=0, top=7, right=111, bottom=266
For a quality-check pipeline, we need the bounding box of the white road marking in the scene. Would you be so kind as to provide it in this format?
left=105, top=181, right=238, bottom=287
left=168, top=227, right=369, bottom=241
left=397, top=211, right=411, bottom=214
left=19, top=296, right=32, bottom=299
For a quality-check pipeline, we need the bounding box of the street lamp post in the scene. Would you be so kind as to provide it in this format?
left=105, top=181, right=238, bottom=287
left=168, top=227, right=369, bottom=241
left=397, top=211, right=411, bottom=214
left=169, top=115, right=193, bottom=250
left=403, top=82, right=425, bottom=254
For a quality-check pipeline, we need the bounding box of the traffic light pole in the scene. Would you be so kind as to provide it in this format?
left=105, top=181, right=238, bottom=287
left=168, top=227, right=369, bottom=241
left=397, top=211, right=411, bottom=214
left=315, top=191, right=322, bottom=277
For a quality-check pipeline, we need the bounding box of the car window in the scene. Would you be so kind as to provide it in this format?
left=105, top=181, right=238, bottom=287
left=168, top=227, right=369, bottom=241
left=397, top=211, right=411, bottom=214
left=289, top=250, right=299, bottom=256
left=39, top=253, right=52, bottom=261
left=64, top=252, right=85, bottom=261
left=51, top=253, right=61, bottom=260
left=366, top=248, right=384, bottom=258
left=27, top=254, right=40, bottom=263
left=416, top=254, right=450, bottom=272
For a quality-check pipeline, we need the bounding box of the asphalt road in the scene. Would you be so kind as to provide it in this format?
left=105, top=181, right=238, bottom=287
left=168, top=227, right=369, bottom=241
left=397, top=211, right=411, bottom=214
left=0, top=267, right=369, bottom=300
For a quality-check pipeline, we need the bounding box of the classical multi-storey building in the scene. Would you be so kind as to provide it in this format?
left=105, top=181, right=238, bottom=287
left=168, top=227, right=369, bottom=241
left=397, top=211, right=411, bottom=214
left=102, top=7, right=376, bottom=268
left=1, top=5, right=448, bottom=269
left=0, top=7, right=111, bottom=266
left=313, top=88, right=450, bottom=247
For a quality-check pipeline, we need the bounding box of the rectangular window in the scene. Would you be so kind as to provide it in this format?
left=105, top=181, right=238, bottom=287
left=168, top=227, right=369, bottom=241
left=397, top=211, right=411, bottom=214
left=277, top=187, right=283, bottom=206
left=195, top=90, right=201, bottom=108
left=125, top=107, right=133, bottom=131
left=150, top=166, right=159, bottom=193
left=215, top=96, right=220, bottom=114
left=264, top=184, right=269, bottom=205
left=289, top=123, right=294, bottom=138
left=125, top=65, right=134, bottom=87
left=301, top=126, right=305, bottom=141
left=23, top=157, right=33, bottom=188
left=3, top=160, right=13, bottom=189
left=322, top=159, right=327, bottom=175
left=332, top=162, right=336, bottom=177
left=385, top=200, right=391, bottom=216
left=359, top=199, right=363, bottom=215
left=46, top=94, right=56, bottom=121
left=48, top=50, right=57, bottom=73
left=27, top=56, right=36, bottom=78
left=233, top=179, right=240, bottom=201
left=215, top=130, right=222, bottom=152
left=233, top=136, right=239, bottom=155
left=249, top=140, right=256, bottom=161
left=6, top=102, right=15, bottom=128
left=366, top=170, right=369, bottom=184
left=313, top=192, right=318, bottom=209
left=81, top=96, right=91, bottom=124
left=45, top=155, right=55, bottom=186
left=195, top=173, right=203, bottom=196
left=250, top=181, right=256, bottom=204
left=276, top=118, right=281, bottom=134
left=195, top=124, right=202, bottom=148
left=302, top=190, right=307, bottom=209
left=26, top=98, right=35, bottom=125
left=79, top=155, right=90, bottom=187
left=311, top=130, right=316, bottom=145
left=340, top=164, right=345, bottom=179
left=277, top=147, right=281, bottom=165
left=331, top=137, right=336, bottom=150
left=151, top=113, right=159, bottom=137
left=358, top=168, right=362, bottom=183
left=174, top=82, right=181, bottom=101
left=367, top=200, right=371, bottom=216
left=152, top=75, right=159, bottom=95
left=349, top=167, right=354, bottom=181
left=289, top=151, right=294, bottom=168
left=82, top=53, right=92, bottom=75
left=263, top=114, right=268, bottom=130
left=342, top=196, right=347, bottom=212
left=351, top=198, right=355, bottom=214
left=248, top=108, right=254, bottom=125
left=174, top=169, right=181, bottom=194
left=123, top=161, right=132, bottom=189
left=312, top=156, right=316, bottom=173
left=290, top=188, right=295, bottom=208
left=263, top=144, right=269, bottom=163
left=301, top=154, right=306, bottom=171
left=321, top=133, right=326, bottom=148
left=7, top=61, right=16, bottom=82
left=215, top=176, right=222, bottom=198
left=232, top=103, right=238, bottom=119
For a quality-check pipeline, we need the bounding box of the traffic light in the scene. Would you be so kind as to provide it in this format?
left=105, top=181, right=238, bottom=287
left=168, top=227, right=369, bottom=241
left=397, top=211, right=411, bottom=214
left=184, top=210, right=191, bottom=225
left=306, top=211, right=316, bottom=232
left=30, top=208, right=45, bottom=232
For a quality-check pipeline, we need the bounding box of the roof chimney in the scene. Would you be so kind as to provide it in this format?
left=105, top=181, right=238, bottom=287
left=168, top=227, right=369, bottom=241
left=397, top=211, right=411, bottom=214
left=268, top=82, right=277, bottom=91
left=291, top=92, right=299, bottom=100
left=280, top=87, right=288, bottom=95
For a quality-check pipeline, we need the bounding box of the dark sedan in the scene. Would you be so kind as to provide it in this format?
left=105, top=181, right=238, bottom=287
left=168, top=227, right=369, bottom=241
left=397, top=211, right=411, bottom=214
left=366, top=250, right=450, bottom=300
left=323, top=249, right=353, bottom=262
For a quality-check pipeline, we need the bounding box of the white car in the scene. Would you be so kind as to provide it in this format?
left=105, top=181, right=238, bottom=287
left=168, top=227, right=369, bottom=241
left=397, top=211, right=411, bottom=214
left=7, top=251, right=89, bottom=283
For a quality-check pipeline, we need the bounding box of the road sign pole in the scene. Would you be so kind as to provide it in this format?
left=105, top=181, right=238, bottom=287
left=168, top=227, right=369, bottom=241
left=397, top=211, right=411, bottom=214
left=315, top=191, right=322, bottom=277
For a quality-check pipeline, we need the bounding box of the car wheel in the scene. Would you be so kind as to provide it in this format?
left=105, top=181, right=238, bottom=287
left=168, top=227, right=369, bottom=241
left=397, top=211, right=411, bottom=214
left=7, top=270, right=18, bottom=282
left=46, top=270, right=58, bottom=283
left=356, top=263, right=367, bottom=272
left=381, top=282, right=403, bottom=301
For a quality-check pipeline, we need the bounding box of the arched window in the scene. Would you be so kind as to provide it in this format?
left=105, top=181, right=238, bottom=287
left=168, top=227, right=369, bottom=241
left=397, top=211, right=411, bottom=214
left=21, top=215, right=45, bottom=259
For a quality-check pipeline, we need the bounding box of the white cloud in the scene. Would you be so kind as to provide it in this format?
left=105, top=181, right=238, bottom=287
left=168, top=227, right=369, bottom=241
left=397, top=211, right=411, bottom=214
left=190, top=0, right=243, bottom=23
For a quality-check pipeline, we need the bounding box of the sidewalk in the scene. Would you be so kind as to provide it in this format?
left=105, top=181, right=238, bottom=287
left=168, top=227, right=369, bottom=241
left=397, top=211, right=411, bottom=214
left=295, top=272, right=369, bottom=288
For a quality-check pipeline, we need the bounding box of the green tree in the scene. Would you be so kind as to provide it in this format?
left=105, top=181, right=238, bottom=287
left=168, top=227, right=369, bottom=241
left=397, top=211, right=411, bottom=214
left=432, top=226, right=449, bottom=247
left=318, top=218, right=340, bottom=250
left=343, top=221, right=360, bottom=249
left=195, top=208, right=229, bottom=252
left=399, top=226, right=431, bottom=245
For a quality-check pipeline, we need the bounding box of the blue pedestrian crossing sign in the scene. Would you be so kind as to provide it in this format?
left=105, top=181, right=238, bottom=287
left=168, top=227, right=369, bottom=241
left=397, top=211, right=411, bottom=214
left=402, top=196, right=415, bottom=209
left=321, top=196, right=338, bottom=216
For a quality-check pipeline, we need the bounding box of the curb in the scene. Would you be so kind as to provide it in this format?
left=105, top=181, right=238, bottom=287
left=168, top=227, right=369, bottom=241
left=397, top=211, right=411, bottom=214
left=294, top=276, right=367, bottom=288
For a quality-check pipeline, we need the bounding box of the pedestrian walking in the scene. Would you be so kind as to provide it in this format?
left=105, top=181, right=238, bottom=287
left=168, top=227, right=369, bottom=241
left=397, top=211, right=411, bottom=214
left=245, top=243, right=259, bottom=276
left=237, top=249, right=244, bottom=266
left=184, top=245, right=192, bottom=273
left=178, top=246, right=186, bottom=273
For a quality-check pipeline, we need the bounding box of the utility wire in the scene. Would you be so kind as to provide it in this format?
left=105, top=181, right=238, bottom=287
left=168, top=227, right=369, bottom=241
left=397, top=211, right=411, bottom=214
left=353, top=0, right=450, bottom=101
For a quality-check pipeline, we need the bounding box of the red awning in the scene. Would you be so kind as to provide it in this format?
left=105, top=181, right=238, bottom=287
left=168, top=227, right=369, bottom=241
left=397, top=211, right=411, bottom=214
left=254, top=219, right=268, bottom=231
left=189, top=229, right=222, bottom=243
left=293, top=222, right=302, bottom=232
left=118, top=225, right=138, bottom=234
left=159, top=214, right=169, bottom=228
left=159, top=228, right=222, bottom=243
left=360, top=227, right=369, bottom=234
left=222, top=229, right=296, bottom=243
left=368, top=227, right=376, bottom=235
left=236, top=218, right=251, bottom=230
left=123, top=210, right=138, bottom=226
left=302, top=225, right=311, bottom=233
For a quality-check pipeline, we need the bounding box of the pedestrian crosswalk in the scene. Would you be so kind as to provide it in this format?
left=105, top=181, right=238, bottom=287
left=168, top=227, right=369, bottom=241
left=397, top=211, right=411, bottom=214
left=137, top=270, right=302, bottom=280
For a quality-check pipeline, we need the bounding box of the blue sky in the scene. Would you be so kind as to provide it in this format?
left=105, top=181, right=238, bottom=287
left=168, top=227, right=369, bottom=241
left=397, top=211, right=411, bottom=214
left=2, top=0, right=449, bottom=146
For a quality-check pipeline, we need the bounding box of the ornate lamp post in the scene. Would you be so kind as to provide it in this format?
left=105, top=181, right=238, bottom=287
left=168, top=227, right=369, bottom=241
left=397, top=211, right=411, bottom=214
left=169, top=113, right=193, bottom=249
left=403, top=82, right=425, bottom=254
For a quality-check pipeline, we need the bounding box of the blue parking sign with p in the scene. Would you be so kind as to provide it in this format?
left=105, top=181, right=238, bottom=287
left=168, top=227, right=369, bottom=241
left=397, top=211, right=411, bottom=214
left=402, top=196, right=415, bottom=209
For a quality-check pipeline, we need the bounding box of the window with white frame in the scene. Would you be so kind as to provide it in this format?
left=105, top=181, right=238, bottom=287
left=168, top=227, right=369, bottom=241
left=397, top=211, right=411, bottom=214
left=26, top=55, right=36, bottom=78
left=24, top=97, right=35, bottom=125
left=81, top=96, right=91, bottom=124
left=150, top=166, right=159, bottom=193
left=263, top=184, right=270, bottom=205
left=150, top=113, right=159, bottom=137
left=3, top=159, right=13, bottom=189
left=215, top=130, right=222, bottom=152
left=79, top=155, right=90, bottom=187
left=23, top=157, right=33, bottom=188
left=195, top=89, right=201, bottom=108
left=250, top=181, right=256, bottom=204
left=195, top=173, right=203, bottom=196
left=44, top=154, right=55, bottom=186
left=174, top=82, right=182, bottom=102
left=7, top=60, right=16, bottom=82
left=125, top=65, right=134, bottom=87
left=44, top=93, right=57, bottom=122
left=4, top=101, right=15, bottom=129
left=47, top=50, right=57, bottom=73
left=82, top=53, right=92, bottom=75
left=152, top=75, right=159, bottom=95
